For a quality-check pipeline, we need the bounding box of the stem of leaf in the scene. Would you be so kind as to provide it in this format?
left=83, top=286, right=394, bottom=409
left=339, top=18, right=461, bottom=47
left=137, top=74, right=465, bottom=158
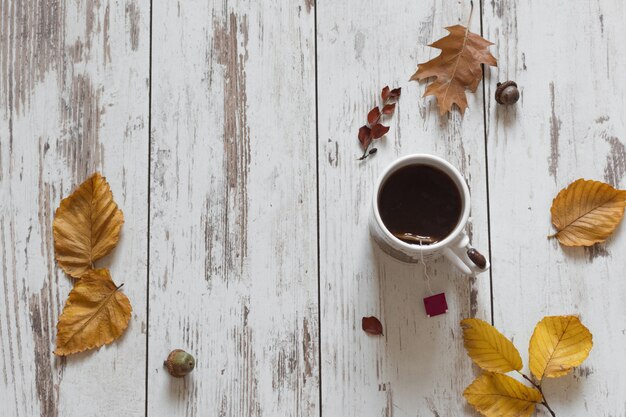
left=517, top=372, right=556, bottom=417
left=466, top=1, right=474, bottom=32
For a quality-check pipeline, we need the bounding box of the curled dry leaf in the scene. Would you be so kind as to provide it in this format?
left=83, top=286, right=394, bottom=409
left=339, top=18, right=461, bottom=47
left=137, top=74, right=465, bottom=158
left=550, top=178, right=626, bottom=246
left=362, top=316, right=383, bottom=335
left=381, top=86, right=390, bottom=101
left=461, top=318, right=522, bottom=373
left=382, top=103, right=396, bottom=115
left=463, top=373, right=542, bottom=417
left=371, top=124, right=390, bottom=139
left=53, top=173, right=124, bottom=278
left=529, top=315, right=593, bottom=381
left=410, top=25, right=497, bottom=115
left=55, top=269, right=132, bottom=356
left=358, top=126, right=372, bottom=149
left=367, top=107, right=381, bottom=125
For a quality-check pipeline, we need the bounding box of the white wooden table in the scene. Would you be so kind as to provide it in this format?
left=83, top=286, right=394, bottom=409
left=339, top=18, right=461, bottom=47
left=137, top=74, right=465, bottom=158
left=1, top=0, right=624, bottom=416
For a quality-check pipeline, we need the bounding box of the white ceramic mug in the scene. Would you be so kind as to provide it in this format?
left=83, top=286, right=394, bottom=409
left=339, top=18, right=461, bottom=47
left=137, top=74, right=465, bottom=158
left=369, top=154, right=489, bottom=275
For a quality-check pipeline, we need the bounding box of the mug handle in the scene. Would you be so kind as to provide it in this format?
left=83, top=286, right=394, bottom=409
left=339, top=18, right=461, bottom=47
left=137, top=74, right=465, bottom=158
left=442, top=232, right=490, bottom=275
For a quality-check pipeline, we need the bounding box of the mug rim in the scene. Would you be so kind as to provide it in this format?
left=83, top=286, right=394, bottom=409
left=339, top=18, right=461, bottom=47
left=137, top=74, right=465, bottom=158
left=372, top=153, right=471, bottom=252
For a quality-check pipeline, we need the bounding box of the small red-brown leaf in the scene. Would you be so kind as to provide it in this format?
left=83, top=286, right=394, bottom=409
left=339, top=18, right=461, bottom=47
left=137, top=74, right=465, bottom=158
left=381, top=86, right=390, bottom=101
left=371, top=124, right=390, bottom=139
left=367, top=107, right=381, bottom=125
left=389, top=87, right=401, bottom=99
left=382, top=103, right=396, bottom=115
left=358, top=125, right=372, bottom=148
left=362, top=316, right=383, bottom=335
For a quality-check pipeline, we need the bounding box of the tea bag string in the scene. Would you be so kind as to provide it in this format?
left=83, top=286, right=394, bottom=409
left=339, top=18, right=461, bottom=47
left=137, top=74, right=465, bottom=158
left=419, top=240, right=435, bottom=296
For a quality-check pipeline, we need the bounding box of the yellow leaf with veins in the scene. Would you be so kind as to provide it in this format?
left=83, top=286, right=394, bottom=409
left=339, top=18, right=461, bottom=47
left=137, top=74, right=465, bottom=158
left=529, top=316, right=593, bottom=381
left=55, top=269, right=132, bottom=356
left=550, top=178, right=626, bottom=246
left=461, top=318, right=522, bottom=373
left=464, top=373, right=542, bottom=417
left=53, top=173, right=124, bottom=278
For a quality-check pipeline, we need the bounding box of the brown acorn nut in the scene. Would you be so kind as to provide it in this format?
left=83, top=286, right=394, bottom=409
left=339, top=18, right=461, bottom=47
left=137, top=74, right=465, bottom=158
left=165, top=349, right=195, bottom=377
left=495, top=81, right=520, bottom=105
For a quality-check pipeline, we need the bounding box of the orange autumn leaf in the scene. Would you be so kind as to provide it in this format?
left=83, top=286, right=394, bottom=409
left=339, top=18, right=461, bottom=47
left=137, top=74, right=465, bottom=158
left=463, top=373, right=542, bottom=417
left=410, top=25, right=497, bottom=115
left=55, top=269, right=132, bottom=356
left=550, top=179, right=626, bottom=246
left=53, top=173, right=124, bottom=278
left=529, top=316, right=593, bottom=381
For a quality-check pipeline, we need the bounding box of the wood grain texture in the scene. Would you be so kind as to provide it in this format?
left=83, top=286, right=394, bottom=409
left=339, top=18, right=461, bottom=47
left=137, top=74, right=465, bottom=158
left=148, top=1, right=318, bottom=416
left=316, top=1, right=492, bottom=415
left=484, top=0, right=626, bottom=415
left=0, top=0, right=149, bottom=416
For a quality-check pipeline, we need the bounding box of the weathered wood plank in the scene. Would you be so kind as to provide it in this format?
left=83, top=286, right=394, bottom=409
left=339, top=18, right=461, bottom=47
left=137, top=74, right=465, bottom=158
left=317, top=0, right=492, bottom=415
left=484, top=0, right=626, bottom=415
left=148, top=1, right=318, bottom=416
left=0, top=1, right=149, bottom=416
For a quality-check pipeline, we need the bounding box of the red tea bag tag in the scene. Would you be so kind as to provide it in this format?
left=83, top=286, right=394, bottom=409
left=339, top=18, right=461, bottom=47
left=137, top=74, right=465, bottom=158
left=423, top=292, right=448, bottom=317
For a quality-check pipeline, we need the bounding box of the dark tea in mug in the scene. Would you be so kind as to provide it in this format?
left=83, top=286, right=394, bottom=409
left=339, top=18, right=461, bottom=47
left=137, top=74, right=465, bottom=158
left=377, top=164, right=462, bottom=245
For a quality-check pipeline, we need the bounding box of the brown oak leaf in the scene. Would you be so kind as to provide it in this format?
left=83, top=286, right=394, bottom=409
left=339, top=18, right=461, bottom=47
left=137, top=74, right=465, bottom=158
left=411, top=25, right=497, bottom=115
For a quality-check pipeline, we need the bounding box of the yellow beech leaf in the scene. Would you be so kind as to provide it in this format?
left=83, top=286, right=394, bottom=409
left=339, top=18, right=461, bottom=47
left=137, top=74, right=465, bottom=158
left=461, top=318, right=523, bottom=373
left=550, top=178, right=626, bottom=247
left=53, top=173, right=124, bottom=278
left=464, top=373, right=542, bottom=417
left=55, top=269, right=132, bottom=356
left=529, top=315, right=593, bottom=381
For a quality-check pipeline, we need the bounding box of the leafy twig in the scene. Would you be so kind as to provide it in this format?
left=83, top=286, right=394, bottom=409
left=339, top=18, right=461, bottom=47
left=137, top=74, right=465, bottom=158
left=357, top=86, right=401, bottom=160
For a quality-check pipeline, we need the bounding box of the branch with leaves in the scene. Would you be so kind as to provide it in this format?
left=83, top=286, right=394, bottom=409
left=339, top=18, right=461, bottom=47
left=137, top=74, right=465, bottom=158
left=461, top=316, right=593, bottom=417
left=357, top=86, right=401, bottom=160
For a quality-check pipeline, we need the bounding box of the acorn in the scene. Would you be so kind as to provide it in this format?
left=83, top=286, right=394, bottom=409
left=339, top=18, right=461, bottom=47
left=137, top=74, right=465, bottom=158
left=495, top=81, right=520, bottom=105
left=164, top=349, right=195, bottom=377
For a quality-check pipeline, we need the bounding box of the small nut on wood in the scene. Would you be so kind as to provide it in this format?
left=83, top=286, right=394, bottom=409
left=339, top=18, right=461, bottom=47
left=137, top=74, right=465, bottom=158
left=495, top=81, right=520, bottom=105
left=165, top=349, right=195, bottom=377
left=467, top=248, right=487, bottom=269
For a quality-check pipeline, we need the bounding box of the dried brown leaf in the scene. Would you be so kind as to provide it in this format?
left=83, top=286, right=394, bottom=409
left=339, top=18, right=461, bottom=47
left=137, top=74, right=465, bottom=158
left=358, top=125, right=372, bottom=148
left=371, top=124, right=390, bottom=139
left=362, top=316, right=383, bottom=335
left=381, top=86, right=390, bottom=101
left=53, top=173, right=124, bottom=278
left=55, top=269, right=132, bottom=356
left=382, top=103, right=396, bottom=115
left=367, top=107, right=381, bottom=125
left=410, top=25, right=497, bottom=115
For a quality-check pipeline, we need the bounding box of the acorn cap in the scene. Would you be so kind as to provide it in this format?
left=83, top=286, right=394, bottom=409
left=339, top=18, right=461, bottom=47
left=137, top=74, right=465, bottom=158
left=165, top=349, right=196, bottom=377
left=495, top=81, right=519, bottom=105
